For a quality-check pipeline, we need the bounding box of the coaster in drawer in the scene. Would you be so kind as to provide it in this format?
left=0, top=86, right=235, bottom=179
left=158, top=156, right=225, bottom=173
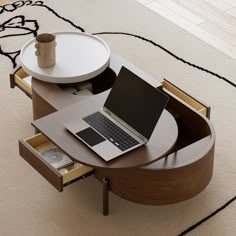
left=41, top=147, right=73, bottom=169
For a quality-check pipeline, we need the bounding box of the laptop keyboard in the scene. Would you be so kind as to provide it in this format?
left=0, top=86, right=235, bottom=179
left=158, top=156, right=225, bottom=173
left=83, top=112, right=140, bottom=151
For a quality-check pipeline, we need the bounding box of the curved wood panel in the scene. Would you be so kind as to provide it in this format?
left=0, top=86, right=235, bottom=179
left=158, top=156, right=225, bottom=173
left=31, top=53, right=215, bottom=204
left=95, top=139, right=215, bottom=205
left=32, top=95, right=178, bottom=168
left=32, top=53, right=162, bottom=119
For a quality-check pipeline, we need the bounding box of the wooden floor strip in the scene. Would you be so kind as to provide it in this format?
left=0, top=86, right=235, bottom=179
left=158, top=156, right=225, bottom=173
left=136, top=0, right=154, bottom=4
left=155, top=0, right=206, bottom=24
left=224, top=0, right=236, bottom=8
left=200, top=21, right=236, bottom=47
left=205, top=0, right=233, bottom=11
left=177, top=0, right=236, bottom=27
left=227, top=7, right=236, bottom=17
left=146, top=1, right=236, bottom=59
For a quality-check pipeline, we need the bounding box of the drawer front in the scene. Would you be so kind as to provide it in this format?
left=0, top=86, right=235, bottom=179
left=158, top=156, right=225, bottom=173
left=19, top=133, right=94, bottom=192
left=10, top=67, right=32, bottom=98
left=162, top=79, right=210, bottom=118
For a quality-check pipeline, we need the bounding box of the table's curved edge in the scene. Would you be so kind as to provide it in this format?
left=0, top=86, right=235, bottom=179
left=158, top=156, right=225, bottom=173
left=145, top=111, right=215, bottom=169
left=95, top=143, right=214, bottom=205
left=31, top=53, right=215, bottom=204
left=32, top=94, right=178, bottom=169
left=31, top=53, right=178, bottom=169
left=95, top=110, right=215, bottom=204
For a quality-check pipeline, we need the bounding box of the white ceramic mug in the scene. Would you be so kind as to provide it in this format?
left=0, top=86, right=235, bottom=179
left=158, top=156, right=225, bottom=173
left=35, top=33, right=56, bottom=68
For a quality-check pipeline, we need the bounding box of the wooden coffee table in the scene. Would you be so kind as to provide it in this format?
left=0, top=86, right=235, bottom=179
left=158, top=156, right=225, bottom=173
left=32, top=92, right=178, bottom=169
left=11, top=53, right=215, bottom=215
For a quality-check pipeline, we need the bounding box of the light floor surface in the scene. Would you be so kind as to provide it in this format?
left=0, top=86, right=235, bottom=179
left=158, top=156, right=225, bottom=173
left=137, top=0, right=236, bottom=60
left=0, top=0, right=236, bottom=236
left=2, top=0, right=236, bottom=59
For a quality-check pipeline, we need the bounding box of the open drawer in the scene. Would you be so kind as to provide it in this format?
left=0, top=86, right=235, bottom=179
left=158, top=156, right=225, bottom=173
left=19, top=133, right=94, bottom=192
left=10, top=67, right=32, bottom=98
left=161, top=79, right=210, bottom=118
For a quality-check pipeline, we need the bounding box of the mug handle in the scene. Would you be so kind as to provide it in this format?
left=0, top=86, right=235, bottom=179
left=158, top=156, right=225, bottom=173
left=35, top=43, right=40, bottom=56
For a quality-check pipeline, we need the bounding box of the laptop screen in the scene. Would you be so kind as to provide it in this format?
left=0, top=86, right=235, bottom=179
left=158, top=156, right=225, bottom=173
left=104, top=66, right=169, bottom=140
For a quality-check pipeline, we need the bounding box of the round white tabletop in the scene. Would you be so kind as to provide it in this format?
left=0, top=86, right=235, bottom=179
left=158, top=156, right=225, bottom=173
left=20, top=31, right=110, bottom=83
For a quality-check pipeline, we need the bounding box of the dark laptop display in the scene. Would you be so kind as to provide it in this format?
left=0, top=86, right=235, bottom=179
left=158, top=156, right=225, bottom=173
left=65, top=66, right=169, bottom=161
left=104, top=67, right=169, bottom=139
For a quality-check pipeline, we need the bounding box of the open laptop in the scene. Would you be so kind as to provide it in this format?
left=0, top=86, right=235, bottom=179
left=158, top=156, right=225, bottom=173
left=65, top=66, right=169, bottom=161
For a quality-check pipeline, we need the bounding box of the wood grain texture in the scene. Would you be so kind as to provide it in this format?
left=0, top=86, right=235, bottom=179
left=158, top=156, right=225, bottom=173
left=30, top=53, right=215, bottom=204
left=140, top=0, right=236, bottom=59
left=31, top=53, right=161, bottom=120
left=227, top=7, right=236, bottom=17
left=177, top=0, right=236, bottom=36
left=30, top=55, right=175, bottom=170
left=95, top=96, right=215, bottom=204
left=32, top=82, right=64, bottom=120
left=95, top=145, right=214, bottom=204
left=20, top=132, right=94, bottom=190
left=155, top=0, right=206, bottom=24
left=32, top=92, right=178, bottom=169
left=19, top=139, right=63, bottom=192
left=224, top=0, right=236, bottom=7
left=205, top=0, right=233, bottom=11
left=162, top=79, right=211, bottom=118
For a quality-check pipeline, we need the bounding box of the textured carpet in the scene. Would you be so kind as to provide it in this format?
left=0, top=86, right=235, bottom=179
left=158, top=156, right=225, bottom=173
left=0, top=0, right=236, bottom=235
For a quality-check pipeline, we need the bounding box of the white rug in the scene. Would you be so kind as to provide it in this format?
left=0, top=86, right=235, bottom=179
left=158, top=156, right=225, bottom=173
left=0, top=0, right=236, bottom=235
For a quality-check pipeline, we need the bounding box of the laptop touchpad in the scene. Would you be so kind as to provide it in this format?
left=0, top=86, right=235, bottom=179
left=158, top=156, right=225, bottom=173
left=76, top=127, right=106, bottom=147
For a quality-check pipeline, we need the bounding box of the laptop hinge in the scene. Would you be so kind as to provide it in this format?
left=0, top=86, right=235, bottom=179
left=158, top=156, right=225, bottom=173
left=102, top=107, right=148, bottom=143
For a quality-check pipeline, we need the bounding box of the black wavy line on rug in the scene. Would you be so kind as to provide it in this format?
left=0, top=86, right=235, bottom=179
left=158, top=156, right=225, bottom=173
left=0, top=46, right=20, bottom=68
left=94, top=32, right=236, bottom=88
left=0, top=15, right=39, bottom=68
left=1, top=1, right=235, bottom=88
left=30, top=1, right=85, bottom=32
left=178, top=195, right=236, bottom=235
left=1, top=2, right=236, bottom=233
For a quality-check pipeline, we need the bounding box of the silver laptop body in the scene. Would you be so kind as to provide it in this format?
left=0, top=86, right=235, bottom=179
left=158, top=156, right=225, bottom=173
left=65, top=108, right=146, bottom=161
left=65, top=66, right=169, bottom=162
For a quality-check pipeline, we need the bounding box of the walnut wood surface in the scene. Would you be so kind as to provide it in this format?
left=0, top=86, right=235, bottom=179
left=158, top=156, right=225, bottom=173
left=19, top=139, right=63, bottom=191
left=30, top=53, right=215, bottom=204
left=31, top=53, right=161, bottom=117
left=94, top=95, right=215, bottom=204
left=32, top=93, right=178, bottom=169
left=95, top=137, right=215, bottom=204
